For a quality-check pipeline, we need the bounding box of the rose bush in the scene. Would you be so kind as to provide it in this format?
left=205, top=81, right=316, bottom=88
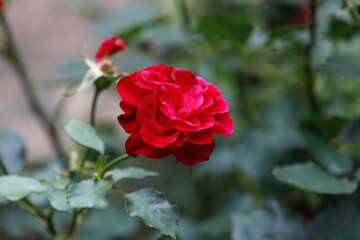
left=117, top=65, right=233, bottom=166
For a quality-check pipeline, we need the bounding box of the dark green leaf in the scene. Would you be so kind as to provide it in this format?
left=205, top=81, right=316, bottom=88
left=273, top=162, right=357, bottom=194
left=125, top=188, right=179, bottom=239
left=112, top=167, right=158, bottom=182
left=64, top=120, right=105, bottom=154
left=0, top=175, right=47, bottom=201
left=67, top=179, right=112, bottom=209
left=299, top=128, right=352, bottom=175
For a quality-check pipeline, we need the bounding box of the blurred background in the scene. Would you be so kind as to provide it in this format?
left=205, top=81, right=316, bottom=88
left=2, top=0, right=360, bottom=239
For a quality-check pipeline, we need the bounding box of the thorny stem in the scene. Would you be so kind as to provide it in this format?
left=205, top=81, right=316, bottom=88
left=304, top=0, right=321, bottom=114
left=0, top=12, right=66, bottom=162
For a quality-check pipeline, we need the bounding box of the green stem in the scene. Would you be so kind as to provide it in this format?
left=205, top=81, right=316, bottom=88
left=90, top=88, right=100, bottom=127
left=343, top=0, right=360, bottom=26
left=304, top=0, right=321, bottom=114
left=98, top=154, right=131, bottom=179
left=78, top=88, right=101, bottom=170
left=0, top=13, right=66, bottom=162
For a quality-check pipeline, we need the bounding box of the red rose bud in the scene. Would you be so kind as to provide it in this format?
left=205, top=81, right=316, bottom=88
left=95, top=35, right=127, bottom=64
left=0, top=0, right=3, bottom=11
left=293, top=0, right=312, bottom=25
left=117, top=65, right=233, bottom=166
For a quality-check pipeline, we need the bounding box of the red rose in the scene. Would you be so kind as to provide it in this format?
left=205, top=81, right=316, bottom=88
left=117, top=65, right=233, bottom=166
left=0, top=0, right=3, bottom=11
left=95, top=35, right=127, bottom=64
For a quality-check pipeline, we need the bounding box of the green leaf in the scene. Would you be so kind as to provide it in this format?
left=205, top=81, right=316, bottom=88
left=125, top=188, right=179, bottom=239
left=48, top=188, right=70, bottom=212
left=48, top=176, right=70, bottom=212
left=49, top=177, right=70, bottom=190
left=299, top=128, right=352, bottom=175
left=326, top=58, right=360, bottom=77
left=67, top=179, right=112, bottom=209
left=273, top=162, right=357, bottom=194
left=0, top=175, right=46, bottom=201
left=64, top=120, right=105, bottom=154
left=112, top=167, right=158, bottom=182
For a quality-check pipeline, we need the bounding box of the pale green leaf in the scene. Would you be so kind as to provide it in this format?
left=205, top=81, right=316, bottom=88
left=64, top=120, right=105, bottom=154
left=125, top=188, right=179, bottom=239
left=273, top=162, right=357, bottom=194
left=67, top=179, right=112, bottom=209
left=48, top=189, right=70, bottom=212
left=112, top=167, right=158, bottom=182
left=0, top=175, right=46, bottom=201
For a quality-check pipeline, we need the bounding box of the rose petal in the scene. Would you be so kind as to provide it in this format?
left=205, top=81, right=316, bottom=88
left=125, top=132, right=171, bottom=159
left=173, top=140, right=215, bottom=166
left=171, top=69, right=197, bottom=91
left=187, top=130, right=214, bottom=145
left=95, top=36, right=127, bottom=64
left=212, top=112, right=233, bottom=136
left=117, top=74, right=151, bottom=107
left=138, top=92, right=180, bottom=148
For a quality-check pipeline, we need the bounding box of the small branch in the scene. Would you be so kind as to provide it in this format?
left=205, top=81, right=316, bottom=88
left=0, top=12, right=66, bottom=162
